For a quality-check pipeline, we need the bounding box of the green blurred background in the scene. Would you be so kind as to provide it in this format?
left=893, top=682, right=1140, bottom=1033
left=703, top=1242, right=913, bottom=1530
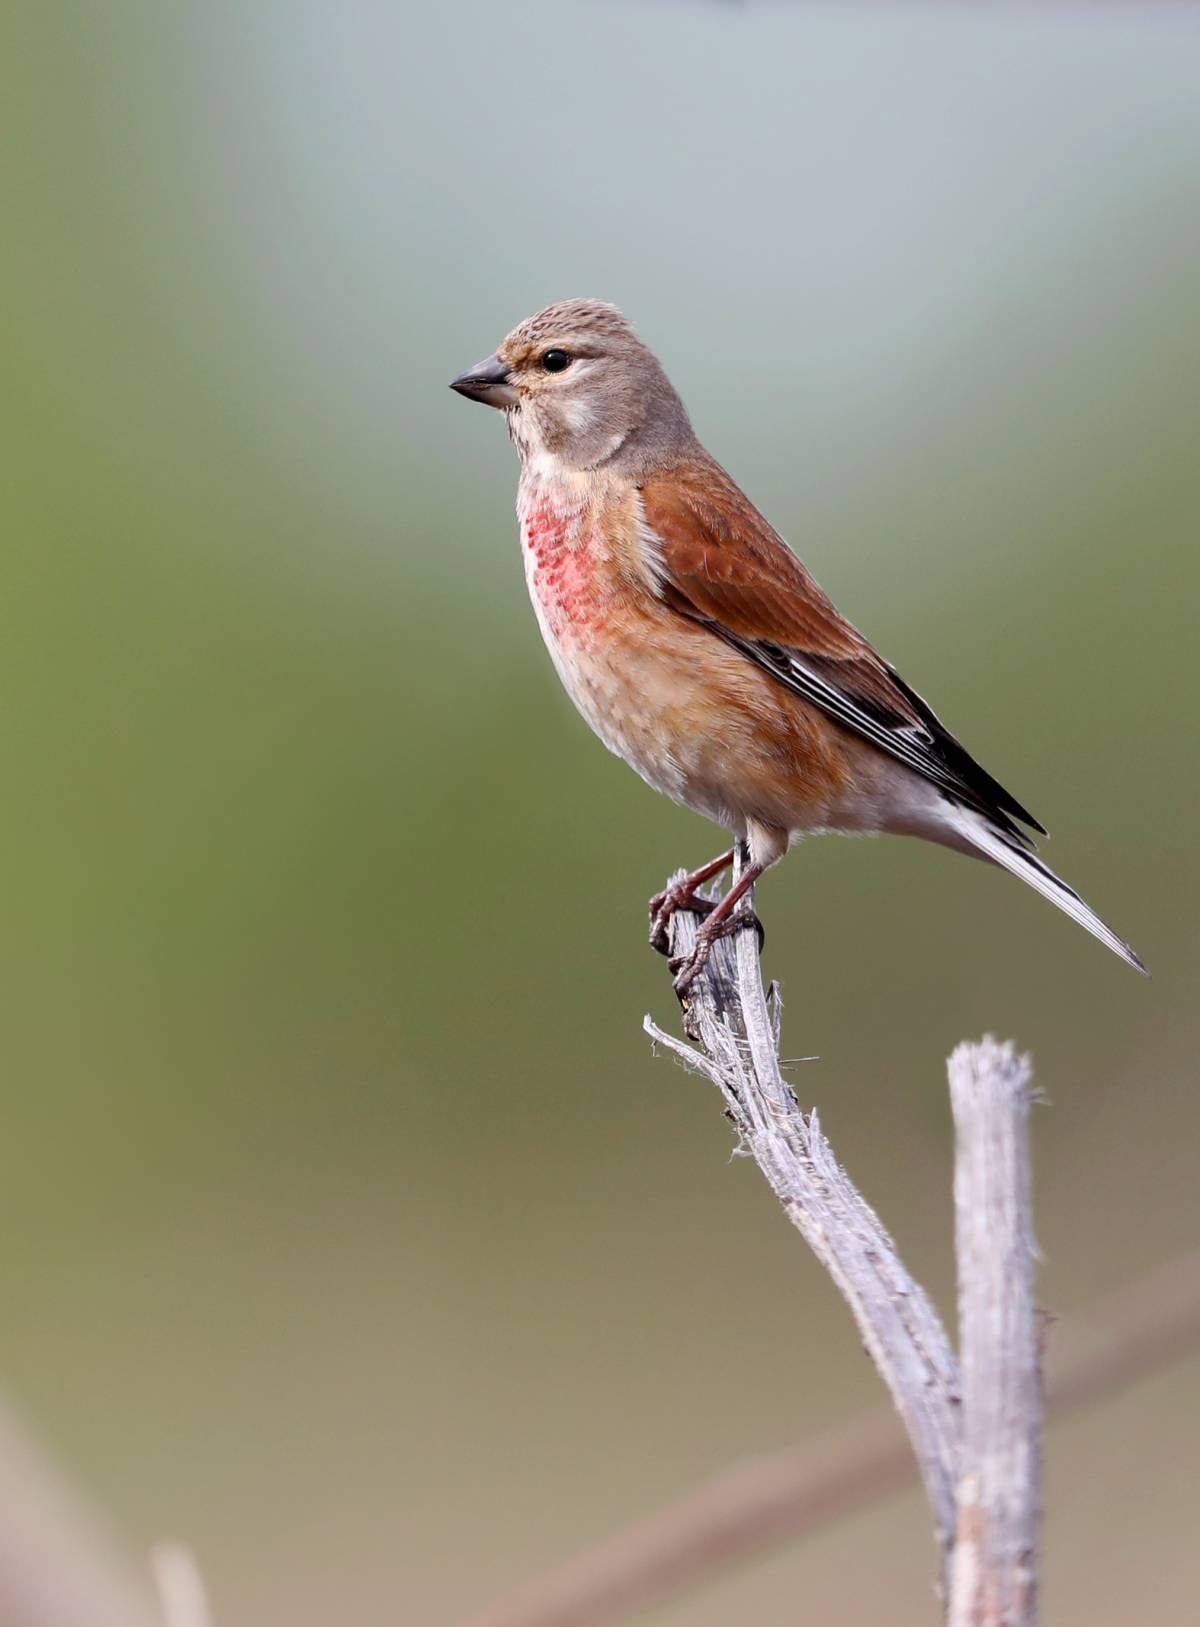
left=2, top=2, right=1198, bottom=1622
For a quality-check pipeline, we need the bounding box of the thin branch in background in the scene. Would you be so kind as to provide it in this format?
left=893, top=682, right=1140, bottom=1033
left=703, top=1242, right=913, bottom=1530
left=0, top=1395, right=162, bottom=1627
left=151, top=1542, right=213, bottom=1627
left=452, top=1245, right=1200, bottom=1627
left=947, top=1039, right=1040, bottom=1627
left=1047, top=1247, right=1200, bottom=1413
left=454, top=1410, right=916, bottom=1627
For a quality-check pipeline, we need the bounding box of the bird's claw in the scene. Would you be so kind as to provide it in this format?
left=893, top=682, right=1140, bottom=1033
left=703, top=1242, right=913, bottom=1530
left=669, top=904, right=765, bottom=996
left=669, top=943, right=712, bottom=997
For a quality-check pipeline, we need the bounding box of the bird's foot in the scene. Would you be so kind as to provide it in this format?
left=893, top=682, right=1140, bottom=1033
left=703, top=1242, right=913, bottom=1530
left=669, top=905, right=764, bottom=996
left=649, top=883, right=717, bottom=955
left=649, top=848, right=737, bottom=955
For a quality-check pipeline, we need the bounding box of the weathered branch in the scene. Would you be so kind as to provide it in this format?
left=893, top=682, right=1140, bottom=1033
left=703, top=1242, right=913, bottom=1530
left=645, top=845, right=963, bottom=1565
left=947, top=1040, right=1040, bottom=1627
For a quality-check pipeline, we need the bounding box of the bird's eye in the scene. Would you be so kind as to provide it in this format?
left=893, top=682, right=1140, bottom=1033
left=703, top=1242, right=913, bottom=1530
left=541, top=349, right=572, bottom=373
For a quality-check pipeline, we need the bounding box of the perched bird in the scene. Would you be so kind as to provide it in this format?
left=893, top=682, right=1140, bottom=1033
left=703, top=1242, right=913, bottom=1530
left=450, top=299, right=1144, bottom=991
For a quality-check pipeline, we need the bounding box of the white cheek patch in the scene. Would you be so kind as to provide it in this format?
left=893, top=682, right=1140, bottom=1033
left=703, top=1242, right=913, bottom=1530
left=561, top=395, right=594, bottom=434
left=557, top=392, right=628, bottom=465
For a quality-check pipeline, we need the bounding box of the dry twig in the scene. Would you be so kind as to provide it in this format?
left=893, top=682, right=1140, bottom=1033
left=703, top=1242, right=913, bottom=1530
left=644, top=846, right=963, bottom=1571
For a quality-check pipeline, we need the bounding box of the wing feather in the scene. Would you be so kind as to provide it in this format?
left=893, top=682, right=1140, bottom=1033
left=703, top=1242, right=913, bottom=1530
left=640, top=456, right=1046, bottom=841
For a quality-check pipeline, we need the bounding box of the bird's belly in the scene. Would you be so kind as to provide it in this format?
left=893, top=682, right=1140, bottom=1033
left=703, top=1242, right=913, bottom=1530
left=529, top=589, right=834, bottom=837
left=550, top=629, right=700, bottom=805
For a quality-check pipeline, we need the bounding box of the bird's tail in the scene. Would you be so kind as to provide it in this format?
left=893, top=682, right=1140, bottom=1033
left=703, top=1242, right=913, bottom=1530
left=941, top=804, right=1147, bottom=974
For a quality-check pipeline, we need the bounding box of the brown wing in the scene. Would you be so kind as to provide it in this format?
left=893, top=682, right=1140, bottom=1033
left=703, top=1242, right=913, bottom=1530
left=640, top=455, right=1045, bottom=841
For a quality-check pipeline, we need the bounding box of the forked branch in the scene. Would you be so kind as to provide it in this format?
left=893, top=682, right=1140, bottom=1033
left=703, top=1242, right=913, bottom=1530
left=453, top=852, right=1200, bottom=1627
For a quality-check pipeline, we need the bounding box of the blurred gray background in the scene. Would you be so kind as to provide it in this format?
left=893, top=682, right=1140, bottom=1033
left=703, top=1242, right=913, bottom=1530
left=1, top=2, right=1198, bottom=1622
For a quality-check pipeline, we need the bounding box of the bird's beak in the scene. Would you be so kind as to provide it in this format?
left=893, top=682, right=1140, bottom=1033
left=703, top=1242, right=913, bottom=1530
left=449, top=353, right=518, bottom=409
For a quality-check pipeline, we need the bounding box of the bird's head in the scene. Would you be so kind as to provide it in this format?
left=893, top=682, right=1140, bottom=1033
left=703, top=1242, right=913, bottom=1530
left=450, top=299, right=692, bottom=474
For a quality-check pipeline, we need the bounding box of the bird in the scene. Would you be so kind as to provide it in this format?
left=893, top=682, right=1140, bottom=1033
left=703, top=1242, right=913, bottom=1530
left=450, top=299, right=1145, bottom=993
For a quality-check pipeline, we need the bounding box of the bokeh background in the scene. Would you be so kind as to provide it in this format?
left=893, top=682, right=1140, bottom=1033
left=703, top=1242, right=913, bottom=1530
left=2, top=2, right=1198, bottom=1623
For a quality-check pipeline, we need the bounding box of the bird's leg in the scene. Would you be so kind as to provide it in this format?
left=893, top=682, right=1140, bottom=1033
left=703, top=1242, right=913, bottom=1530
left=649, top=847, right=736, bottom=955
left=670, top=858, right=768, bottom=996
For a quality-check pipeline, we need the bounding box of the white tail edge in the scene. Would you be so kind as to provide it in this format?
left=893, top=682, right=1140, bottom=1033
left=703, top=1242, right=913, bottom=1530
left=945, top=806, right=1147, bottom=975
